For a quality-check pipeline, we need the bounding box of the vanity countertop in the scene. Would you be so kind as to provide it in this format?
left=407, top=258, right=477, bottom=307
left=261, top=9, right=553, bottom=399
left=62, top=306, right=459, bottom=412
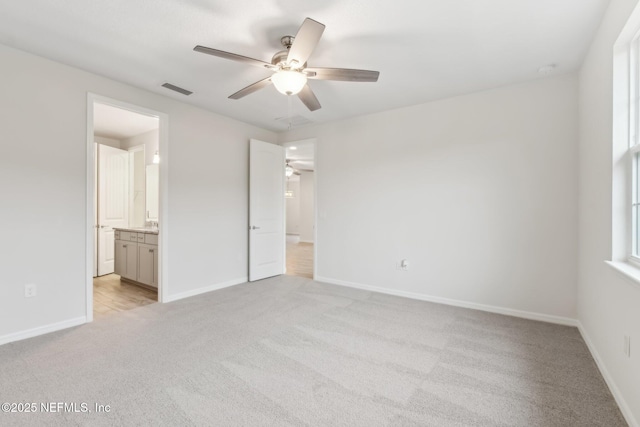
left=114, top=227, right=159, bottom=235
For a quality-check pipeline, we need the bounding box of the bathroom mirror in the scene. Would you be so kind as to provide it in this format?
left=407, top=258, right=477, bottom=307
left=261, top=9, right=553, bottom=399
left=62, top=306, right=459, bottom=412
left=145, top=164, right=159, bottom=222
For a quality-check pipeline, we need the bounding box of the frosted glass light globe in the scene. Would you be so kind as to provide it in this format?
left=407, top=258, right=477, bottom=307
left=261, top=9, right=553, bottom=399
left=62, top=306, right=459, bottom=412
left=272, top=70, right=307, bottom=95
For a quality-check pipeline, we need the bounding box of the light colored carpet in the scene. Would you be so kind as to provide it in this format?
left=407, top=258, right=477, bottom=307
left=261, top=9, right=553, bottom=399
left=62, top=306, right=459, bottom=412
left=0, top=275, right=626, bottom=426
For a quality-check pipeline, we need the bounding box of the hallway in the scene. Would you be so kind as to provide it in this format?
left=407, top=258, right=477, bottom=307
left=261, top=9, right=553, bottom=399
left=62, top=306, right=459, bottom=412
left=285, top=235, right=313, bottom=278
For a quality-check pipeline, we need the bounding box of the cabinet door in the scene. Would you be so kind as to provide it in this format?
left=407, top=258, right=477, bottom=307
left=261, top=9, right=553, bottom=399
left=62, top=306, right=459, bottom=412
left=125, top=243, right=138, bottom=281
left=114, top=240, right=126, bottom=276
left=116, top=241, right=138, bottom=281
left=152, top=245, right=158, bottom=288
left=137, top=243, right=157, bottom=287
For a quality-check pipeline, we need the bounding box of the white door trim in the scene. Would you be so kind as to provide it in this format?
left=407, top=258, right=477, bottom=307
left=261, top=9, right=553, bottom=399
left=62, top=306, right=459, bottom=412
left=313, top=139, right=318, bottom=280
left=86, top=93, right=170, bottom=323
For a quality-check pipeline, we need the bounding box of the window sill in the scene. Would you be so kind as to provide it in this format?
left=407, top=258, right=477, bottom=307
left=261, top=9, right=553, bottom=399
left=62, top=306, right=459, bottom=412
left=605, top=260, right=640, bottom=288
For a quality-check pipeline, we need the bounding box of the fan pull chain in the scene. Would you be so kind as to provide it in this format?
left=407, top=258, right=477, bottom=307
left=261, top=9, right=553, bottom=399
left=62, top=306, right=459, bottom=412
left=287, top=95, right=293, bottom=130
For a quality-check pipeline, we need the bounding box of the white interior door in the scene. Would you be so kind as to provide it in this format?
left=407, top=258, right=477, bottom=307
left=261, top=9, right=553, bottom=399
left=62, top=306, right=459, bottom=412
left=249, top=139, right=285, bottom=281
left=97, top=144, right=129, bottom=276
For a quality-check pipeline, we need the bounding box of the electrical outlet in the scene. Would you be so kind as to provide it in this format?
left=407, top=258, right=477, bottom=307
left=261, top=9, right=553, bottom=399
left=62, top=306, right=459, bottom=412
left=24, top=284, right=37, bottom=298
left=624, top=335, right=631, bottom=358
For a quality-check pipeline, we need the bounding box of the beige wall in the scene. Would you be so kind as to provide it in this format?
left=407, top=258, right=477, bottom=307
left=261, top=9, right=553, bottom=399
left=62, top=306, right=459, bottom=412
left=578, top=0, right=640, bottom=424
left=0, top=43, right=277, bottom=341
left=282, top=73, right=579, bottom=321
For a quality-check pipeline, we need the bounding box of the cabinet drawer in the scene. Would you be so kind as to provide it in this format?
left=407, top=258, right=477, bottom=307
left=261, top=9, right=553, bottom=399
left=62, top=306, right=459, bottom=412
left=119, top=231, right=132, bottom=241
left=144, top=234, right=158, bottom=245
left=114, top=230, right=120, bottom=240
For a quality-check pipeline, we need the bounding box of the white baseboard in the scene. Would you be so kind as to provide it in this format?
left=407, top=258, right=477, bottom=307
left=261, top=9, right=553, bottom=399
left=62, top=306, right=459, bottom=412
left=0, top=316, right=87, bottom=346
left=163, top=276, right=248, bottom=303
left=315, top=276, right=578, bottom=327
left=577, top=322, right=639, bottom=427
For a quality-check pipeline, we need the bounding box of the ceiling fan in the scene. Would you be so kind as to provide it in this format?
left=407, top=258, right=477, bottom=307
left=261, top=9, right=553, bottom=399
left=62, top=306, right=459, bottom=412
left=285, top=159, right=299, bottom=177
left=194, top=17, right=380, bottom=111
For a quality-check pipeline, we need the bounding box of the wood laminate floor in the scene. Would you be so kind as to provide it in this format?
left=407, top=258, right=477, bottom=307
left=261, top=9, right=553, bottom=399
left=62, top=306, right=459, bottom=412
left=286, top=235, right=314, bottom=278
left=93, top=274, right=157, bottom=320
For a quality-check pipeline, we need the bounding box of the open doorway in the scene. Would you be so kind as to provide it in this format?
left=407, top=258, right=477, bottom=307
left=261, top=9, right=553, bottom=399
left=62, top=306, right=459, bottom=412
left=87, top=96, right=166, bottom=321
left=283, top=139, right=316, bottom=279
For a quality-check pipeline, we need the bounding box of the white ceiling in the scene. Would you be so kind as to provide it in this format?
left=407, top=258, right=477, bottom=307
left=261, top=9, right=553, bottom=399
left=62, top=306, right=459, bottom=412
left=0, top=1, right=609, bottom=132
left=94, top=103, right=159, bottom=140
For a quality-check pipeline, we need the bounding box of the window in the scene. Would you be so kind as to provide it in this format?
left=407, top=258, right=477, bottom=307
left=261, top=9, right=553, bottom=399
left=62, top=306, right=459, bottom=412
left=629, top=34, right=640, bottom=264
left=607, top=3, right=640, bottom=283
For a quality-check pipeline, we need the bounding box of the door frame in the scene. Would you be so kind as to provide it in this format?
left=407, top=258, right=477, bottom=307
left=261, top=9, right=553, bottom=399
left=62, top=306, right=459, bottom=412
left=85, top=93, right=170, bottom=322
left=281, top=138, right=318, bottom=279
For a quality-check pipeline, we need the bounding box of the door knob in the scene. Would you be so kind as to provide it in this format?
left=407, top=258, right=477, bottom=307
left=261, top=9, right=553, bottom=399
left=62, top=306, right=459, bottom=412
left=250, top=225, right=260, bottom=230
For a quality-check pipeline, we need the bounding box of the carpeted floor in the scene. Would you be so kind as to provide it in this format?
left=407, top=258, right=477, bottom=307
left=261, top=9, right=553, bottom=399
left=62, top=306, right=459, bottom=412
left=0, top=276, right=626, bottom=426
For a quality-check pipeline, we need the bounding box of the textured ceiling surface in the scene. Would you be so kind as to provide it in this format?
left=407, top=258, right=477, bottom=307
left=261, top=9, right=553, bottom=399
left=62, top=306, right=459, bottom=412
left=0, top=0, right=609, bottom=131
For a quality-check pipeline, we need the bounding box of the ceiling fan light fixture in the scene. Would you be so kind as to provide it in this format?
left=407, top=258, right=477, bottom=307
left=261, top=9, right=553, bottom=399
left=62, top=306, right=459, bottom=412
left=195, top=17, right=379, bottom=111
left=272, top=70, right=307, bottom=95
left=285, top=163, right=294, bottom=177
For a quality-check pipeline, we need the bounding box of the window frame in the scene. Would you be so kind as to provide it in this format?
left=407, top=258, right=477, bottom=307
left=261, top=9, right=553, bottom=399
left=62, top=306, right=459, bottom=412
left=628, top=33, right=640, bottom=266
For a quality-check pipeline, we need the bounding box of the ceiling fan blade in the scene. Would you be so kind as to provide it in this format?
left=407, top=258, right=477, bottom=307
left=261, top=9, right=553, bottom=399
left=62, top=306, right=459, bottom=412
left=287, top=18, right=325, bottom=68
left=297, top=84, right=321, bottom=111
left=228, top=77, right=273, bottom=100
left=305, top=67, right=379, bottom=82
left=194, top=45, right=274, bottom=69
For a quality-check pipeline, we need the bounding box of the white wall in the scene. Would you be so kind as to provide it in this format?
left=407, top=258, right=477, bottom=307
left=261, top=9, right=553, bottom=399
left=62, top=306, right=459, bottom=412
left=281, top=73, right=579, bottom=320
left=121, top=129, right=159, bottom=166
left=299, top=171, right=315, bottom=243
left=131, top=149, right=146, bottom=227
left=0, top=43, right=276, bottom=341
left=121, top=129, right=160, bottom=226
left=578, top=0, right=640, bottom=424
left=286, top=179, right=300, bottom=235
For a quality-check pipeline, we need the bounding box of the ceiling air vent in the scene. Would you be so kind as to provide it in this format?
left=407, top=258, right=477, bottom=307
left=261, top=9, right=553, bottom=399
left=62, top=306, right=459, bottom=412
left=161, top=82, right=193, bottom=96
left=275, top=115, right=313, bottom=127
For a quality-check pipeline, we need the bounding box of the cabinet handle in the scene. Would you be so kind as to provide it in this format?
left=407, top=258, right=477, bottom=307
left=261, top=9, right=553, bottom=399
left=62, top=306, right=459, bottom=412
left=149, top=249, right=154, bottom=253
left=123, top=244, right=127, bottom=248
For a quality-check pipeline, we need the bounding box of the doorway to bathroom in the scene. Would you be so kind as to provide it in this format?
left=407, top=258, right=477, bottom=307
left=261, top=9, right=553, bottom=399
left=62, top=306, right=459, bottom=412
left=87, top=95, right=167, bottom=321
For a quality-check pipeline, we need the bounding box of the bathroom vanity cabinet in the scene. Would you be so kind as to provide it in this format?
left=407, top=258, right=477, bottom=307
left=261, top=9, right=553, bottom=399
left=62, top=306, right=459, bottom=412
left=114, top=228, right=159, bottom=289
